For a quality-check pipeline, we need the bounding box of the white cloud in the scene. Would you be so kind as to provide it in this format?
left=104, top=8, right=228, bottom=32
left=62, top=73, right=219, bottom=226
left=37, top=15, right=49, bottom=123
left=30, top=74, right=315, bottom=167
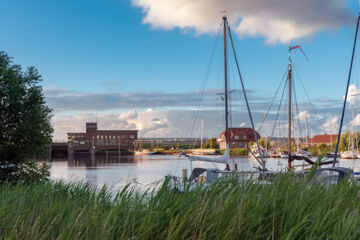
left=350, top=113, right=360, bottom=127
left=118, top=110, right=138, bottom=120
left=295, top=111, right=310, bottom=122
left=132, top=0, right=352, bottom=44
left=321, top=116, right=338, bottom=133
left=346, top=84, right=360, bottom=106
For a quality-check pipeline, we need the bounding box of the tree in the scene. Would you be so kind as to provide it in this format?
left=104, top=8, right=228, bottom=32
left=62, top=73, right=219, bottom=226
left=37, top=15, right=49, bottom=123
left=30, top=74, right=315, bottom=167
left=204, top=138, right=219, bottom=149
left=0, top=51, right=53, bottom=182
left=258, top=138, right=270, bottom=149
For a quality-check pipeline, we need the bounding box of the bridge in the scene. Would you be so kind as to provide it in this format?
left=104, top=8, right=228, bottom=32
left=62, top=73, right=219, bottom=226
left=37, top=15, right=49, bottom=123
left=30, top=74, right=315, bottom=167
left=51, top=139, right=135, bottom=158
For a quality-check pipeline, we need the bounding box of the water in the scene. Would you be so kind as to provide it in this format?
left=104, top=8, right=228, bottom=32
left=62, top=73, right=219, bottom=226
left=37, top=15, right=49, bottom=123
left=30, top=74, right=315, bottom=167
left=49, top=153, right=360, bottom=189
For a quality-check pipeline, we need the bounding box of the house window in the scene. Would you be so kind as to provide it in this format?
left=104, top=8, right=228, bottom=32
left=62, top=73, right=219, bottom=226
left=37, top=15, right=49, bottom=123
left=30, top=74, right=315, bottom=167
left=242, top=136, right=247, bottom=140
left=234, top=135, right=239, bottom=140
left=130, top=135, right=134, bottom=139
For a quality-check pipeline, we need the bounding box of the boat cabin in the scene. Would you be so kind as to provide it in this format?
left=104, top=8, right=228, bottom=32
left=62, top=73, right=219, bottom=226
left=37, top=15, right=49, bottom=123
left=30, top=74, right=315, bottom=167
left=311, top=167, right=354, bottom=186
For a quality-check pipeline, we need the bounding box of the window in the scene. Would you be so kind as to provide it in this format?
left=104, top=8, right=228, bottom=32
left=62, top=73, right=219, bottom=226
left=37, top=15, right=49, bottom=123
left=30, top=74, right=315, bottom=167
left=130, top=135, right=134, bottom=139
left=242, top=136, right=247, bottom=140
left=234, top=135, right=239, bottom=140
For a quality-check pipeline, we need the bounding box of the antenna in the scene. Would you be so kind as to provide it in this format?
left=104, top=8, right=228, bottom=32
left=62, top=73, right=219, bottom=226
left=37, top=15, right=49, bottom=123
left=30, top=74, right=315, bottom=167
left=220, top=10, right=227, bottom=16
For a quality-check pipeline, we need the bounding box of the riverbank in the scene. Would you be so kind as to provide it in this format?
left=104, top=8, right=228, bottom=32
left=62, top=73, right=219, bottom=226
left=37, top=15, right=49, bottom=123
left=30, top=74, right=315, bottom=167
left=1, top=176, right=360, bottom=239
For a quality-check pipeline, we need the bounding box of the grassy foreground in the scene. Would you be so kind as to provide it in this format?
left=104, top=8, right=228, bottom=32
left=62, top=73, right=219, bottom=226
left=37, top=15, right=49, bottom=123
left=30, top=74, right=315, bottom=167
left=1, top=176, right=360, bottom=239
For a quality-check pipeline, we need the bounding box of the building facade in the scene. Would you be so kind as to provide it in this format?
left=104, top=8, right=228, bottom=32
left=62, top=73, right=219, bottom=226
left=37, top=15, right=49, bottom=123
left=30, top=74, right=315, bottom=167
left=218, top=128, right=261, bottom=149
left=67, top=122, right=138, bottom=153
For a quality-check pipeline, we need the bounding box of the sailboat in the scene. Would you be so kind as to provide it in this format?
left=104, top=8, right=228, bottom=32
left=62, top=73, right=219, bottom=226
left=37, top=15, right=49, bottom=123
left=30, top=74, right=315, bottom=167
left=167, top=15, right=267, bottom=191
left=341, top=106, right=359, bottom=159
left=184, top=16, right=265, bottom=168
left=135, top=135, right=157, bottom=156
left=191, top=120, right=217, bottom=155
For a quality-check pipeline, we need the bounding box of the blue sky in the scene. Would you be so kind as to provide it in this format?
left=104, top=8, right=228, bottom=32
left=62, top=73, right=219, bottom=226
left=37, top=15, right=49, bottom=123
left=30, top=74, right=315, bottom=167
left=1, top=0, right=360, bottom=139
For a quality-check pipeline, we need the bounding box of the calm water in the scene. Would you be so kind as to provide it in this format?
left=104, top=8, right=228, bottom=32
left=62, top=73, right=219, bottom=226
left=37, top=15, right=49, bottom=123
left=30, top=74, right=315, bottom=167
left=49, top=153, right=360, bottom=189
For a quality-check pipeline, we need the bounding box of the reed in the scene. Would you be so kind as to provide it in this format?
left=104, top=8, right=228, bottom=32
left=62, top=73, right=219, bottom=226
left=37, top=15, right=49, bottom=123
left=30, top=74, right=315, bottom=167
left=0, top=175, right=359, bottom=239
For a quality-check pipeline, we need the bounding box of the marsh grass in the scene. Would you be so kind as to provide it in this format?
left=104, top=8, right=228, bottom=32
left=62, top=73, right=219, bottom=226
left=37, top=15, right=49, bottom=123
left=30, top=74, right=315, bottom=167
left=0, top=175, right=360, bottom=239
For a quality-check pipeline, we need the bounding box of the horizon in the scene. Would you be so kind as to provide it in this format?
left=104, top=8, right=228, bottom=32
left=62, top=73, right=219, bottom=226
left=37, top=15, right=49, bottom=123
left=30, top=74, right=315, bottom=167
left=2, top=0, right=360, bottom=140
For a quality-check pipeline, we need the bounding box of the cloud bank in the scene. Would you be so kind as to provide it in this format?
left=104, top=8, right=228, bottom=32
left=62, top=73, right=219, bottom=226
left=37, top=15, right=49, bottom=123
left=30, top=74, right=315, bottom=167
left=132, top=0, right=353, bottom=44
left=47, top=87, right=351, bottom=140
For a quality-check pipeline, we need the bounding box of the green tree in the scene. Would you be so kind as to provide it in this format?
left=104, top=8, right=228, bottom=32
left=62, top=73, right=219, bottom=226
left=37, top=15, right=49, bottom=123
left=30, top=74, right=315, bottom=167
left=258, top=138, right=271, bottom=149
left=0, top=51, right=53, bottom=182
left=204, top=138, right=219, bottom=149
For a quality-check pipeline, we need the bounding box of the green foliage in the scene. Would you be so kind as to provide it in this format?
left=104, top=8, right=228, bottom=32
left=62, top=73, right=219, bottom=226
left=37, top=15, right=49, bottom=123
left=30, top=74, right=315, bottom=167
left=0, top=51, right=53, bottom=182
left=258, top=138, right=271, bottom=149
left=218, top=148, right=248, bottom=156
left=204, top=137, right=219, bottom=149
left=1, top=177, right=360, bottom=239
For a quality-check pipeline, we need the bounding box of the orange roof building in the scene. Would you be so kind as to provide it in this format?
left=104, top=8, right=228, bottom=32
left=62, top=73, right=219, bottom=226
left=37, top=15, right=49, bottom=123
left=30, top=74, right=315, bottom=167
left=218, top=128, right=260, bottom=150
left=308, top=134, right=338, bottom=146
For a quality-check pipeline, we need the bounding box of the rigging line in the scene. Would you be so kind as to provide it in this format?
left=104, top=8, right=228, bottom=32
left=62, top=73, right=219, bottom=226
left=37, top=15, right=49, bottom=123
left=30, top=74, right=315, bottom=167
left=334, top=14, right=360, bottom=166
left=270, top=79, right=288, bottom=139
left=187, top=24, right=221, bottom=139
left=292, top=62, right=326, bottom=134
left=257, top=66, right=289, bottom=133
left=185, top=24, right=222, bottom=140
left=226, top=21, right=266, bottom=170
left=292, top=78, right=302, bottom=150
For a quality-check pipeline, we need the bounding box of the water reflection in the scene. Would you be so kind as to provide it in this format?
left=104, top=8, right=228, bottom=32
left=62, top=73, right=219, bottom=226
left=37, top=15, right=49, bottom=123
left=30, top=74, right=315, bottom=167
left=49, top=153, right=360, bottom=189
left=65, top=152, right=137, bottom=169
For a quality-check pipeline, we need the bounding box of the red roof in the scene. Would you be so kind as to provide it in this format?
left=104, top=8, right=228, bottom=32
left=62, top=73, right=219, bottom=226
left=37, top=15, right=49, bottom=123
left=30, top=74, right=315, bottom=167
left=219, top=128, right=260, bottom=141
left=308, top=134, right=338, bottom=144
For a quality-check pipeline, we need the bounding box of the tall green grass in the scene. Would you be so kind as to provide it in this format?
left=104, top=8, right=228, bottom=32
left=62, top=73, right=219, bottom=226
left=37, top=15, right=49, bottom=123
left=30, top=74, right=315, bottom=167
left=0, top=176, right=360, bottom=239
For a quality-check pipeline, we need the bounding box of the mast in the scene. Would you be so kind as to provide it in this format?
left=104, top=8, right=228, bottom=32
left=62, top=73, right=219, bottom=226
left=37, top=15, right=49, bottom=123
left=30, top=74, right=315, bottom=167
left=223, top=16, right=229, bottom=147
left=288, top=47, right=292, bottom=171
left=201, top=120, right=203, bottom=149
left=333, top=12, right=360, bottom=166
left=305, top=116, right=309, bottom=148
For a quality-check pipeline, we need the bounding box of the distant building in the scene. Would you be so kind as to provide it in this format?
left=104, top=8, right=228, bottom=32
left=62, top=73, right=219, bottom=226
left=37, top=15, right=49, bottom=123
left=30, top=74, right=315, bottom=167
left=218, top=128, right=260, bottom=149
left=307, top=134, right=338, bottom=146
left=67, top=122, right=138, bottom=153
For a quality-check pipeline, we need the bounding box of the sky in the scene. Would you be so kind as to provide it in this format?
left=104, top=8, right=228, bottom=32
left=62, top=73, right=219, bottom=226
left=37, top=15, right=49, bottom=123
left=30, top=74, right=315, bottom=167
left=1, top=0, right=360, bottom=140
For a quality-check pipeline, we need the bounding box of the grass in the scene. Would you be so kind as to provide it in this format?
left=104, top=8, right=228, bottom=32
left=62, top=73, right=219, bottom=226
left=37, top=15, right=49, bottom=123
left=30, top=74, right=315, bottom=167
left=217, top=148, right=248, bottom=156
left=1, top=175, right=360, bottom=239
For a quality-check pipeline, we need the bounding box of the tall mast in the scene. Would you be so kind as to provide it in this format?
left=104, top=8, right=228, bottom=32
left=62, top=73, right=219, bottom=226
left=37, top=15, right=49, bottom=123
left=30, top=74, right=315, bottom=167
left=288, top=47, right=292, bottom=171
left=223, top=16, right=229, bottom=146
left=305, top=116, right=309, bottom=148
left=201, top=120, right=203, bottom=149
left=333, top=12, right=360, bottom=166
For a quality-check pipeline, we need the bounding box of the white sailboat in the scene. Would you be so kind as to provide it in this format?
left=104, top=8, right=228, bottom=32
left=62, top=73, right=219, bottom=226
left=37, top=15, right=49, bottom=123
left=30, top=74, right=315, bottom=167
left=135, top=135, right=156, bottom=156
left=183, top=15, right=265, bottom=169
left=167, top=15, right=267, bottom=191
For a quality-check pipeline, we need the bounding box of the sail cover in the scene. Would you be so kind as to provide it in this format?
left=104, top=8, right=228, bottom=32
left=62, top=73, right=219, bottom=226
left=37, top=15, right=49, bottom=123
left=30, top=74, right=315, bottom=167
left=187, top=146, right=230, bottom=164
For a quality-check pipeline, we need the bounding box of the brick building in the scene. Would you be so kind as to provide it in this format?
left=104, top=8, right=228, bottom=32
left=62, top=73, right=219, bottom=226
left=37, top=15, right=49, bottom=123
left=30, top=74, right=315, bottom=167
left=218, top=128, right=261, bottom=149
left=68, top=122, right=138, bottom=153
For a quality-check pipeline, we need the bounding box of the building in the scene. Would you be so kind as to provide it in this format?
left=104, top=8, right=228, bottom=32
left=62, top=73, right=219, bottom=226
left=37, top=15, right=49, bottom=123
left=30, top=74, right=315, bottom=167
left=67, top=122, right=138, bottom=153
left=307, top=134, right=338, bottom=146
left=218, top=128, right=260, bottom=149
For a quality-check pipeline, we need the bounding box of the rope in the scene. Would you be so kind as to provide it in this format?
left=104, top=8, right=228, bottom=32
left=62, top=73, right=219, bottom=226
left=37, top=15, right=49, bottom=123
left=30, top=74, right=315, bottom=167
left=257, top=66, right=288, bottom=133
left=292, top=62, right=326, bottom=134
left=270, top=79, right=288, bottom=139
left=185, top=24, right=222, bottom=142
left=292, top=79, right=302, bottom=150
left=226, top=21, right=266, bottom=170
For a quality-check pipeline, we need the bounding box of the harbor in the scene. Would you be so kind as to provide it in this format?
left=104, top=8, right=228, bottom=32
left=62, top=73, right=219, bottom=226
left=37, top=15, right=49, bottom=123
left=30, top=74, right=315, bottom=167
left=3, top=0, right=360, bottom=239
